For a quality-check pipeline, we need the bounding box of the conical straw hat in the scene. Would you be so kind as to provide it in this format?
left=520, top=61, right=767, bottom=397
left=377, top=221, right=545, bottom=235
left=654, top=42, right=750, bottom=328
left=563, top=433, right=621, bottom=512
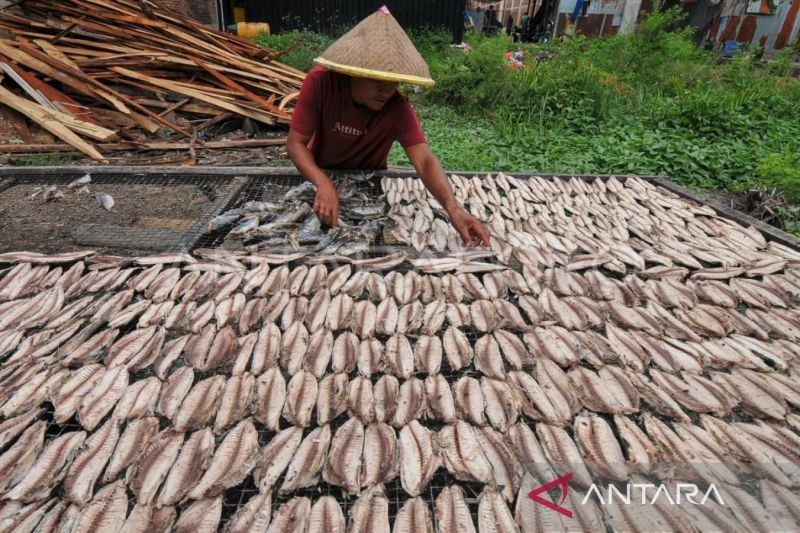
left=314, top=6, right=434, bottom=87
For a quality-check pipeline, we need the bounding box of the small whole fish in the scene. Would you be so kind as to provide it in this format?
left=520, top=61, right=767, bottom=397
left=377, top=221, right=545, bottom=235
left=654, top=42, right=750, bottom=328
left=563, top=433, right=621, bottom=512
left=67, top=173, right=91, bottom=189
left=283, top=181, right=316, bottom=202
left=95, top=192, right=115, bottom=210
left=206, top=211, right=242, bottom=232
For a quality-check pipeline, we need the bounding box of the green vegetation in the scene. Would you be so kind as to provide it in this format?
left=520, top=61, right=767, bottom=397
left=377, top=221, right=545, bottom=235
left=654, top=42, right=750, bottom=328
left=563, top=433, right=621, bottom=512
left=255, top=31, right=334, bottom=72
left=15, top=153, right=72, bottom=166
left=253, top=10, right=800, bottom=231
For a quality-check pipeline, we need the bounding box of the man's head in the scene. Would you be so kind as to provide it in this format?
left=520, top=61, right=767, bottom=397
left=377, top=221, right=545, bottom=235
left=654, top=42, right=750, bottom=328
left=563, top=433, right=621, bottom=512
left=350, top=76, right=399, bottom=111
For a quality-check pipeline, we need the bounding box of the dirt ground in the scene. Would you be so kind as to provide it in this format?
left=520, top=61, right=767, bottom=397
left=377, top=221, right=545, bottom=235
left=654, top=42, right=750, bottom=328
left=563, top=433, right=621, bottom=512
left=0, top=182, right=228, bottom=254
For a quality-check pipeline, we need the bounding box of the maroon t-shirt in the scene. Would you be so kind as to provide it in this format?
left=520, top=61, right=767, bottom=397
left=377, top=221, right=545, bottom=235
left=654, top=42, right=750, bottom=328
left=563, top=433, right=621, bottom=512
left=290, top=66, right=427, bottom=170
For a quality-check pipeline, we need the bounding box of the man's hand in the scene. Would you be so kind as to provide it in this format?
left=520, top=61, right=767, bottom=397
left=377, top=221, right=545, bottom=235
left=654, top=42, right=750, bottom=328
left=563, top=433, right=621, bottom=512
left=404, top=144, right=491, bottom=248
left=449, top=207, right=491, bottom=247
left=313, top=181, right=340, bottom=227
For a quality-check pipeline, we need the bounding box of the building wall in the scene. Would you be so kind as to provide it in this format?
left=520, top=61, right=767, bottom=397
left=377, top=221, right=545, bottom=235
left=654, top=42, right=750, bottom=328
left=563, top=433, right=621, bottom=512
left=554, top=0, right=628, bottom=37
left=551, top=0, right=799, bottom=50
left=162, top=0, right=220, bottom=27
left=710, top=0, right=800, bottom=49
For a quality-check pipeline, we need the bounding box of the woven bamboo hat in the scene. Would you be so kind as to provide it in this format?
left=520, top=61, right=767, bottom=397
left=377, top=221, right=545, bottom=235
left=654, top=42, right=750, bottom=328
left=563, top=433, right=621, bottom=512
left=314, top=6, right=434, bottom=87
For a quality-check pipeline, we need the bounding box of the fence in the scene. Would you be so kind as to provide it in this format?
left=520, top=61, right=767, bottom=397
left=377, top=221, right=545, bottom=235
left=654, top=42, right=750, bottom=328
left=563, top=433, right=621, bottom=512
left=243, top=0, right=466, bottom=42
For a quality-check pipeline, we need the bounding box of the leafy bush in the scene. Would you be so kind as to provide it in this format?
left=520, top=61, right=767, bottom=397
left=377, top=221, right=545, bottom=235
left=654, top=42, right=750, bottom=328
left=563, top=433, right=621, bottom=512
left=758, top=152, right=800, bottom=203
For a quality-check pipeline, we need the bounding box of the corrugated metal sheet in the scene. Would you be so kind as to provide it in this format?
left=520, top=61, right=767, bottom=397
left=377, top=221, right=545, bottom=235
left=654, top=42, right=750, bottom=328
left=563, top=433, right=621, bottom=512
left=548, top=0, right=798, bottom=49
left=554, top=0, right=650, bottom=37
left=711, top=0, right=800, bottom=49
left=242, top=0, right=465, bottom=42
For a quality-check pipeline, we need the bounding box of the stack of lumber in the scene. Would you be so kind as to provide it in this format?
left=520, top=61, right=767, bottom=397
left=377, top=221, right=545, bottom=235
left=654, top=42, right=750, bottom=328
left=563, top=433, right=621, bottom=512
left=0, top=0, right=305, bottom=161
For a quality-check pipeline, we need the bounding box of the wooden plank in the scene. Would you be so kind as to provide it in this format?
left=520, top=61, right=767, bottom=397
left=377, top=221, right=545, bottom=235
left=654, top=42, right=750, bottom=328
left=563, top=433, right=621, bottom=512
left=75, top=51, right=169, bottom=67
left=0, top=105, right=36, bottom=143
left=0, top=88, right=115, bottom=141
left=0, top=52, right=99, bottom=124
left=157, top=97, right=191, bottom=117
left=0, top=40, right=105, bottom=103
left=32, top=38, right=81, bottom=70
left=0, top=138, right=287, bottom=153
left=192, top=58, right=292, bottom=120
left=0, top=40, right=132, bottom=114
left=135, top=98, right=220, bottom=116
left=0, top=0, right=305, bottom=140
left=14, top=41, right=198, bottom=140
left=94, top=100, right=162, bottom=137
left=112, top=67, right=278, bottom=125
left=49, top=19, right=82, bottom=45
left=0, top=85, right=106, bottom=160
left=196, top=112, right=233, bottom=132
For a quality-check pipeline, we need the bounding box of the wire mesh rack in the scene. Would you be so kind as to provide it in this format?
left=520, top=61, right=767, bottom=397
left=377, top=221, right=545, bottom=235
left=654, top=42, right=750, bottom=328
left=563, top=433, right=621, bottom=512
left=6, top=168, right=799, bottom=529
left=0, top=172, right=245, bottom=256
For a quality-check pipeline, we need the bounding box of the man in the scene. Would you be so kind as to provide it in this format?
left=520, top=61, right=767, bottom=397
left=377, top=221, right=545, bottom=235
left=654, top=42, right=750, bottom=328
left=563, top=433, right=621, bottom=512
left=485, top=5, right=498, bottom=34
left=287, top=7, right=490, bottom=247
left=473, top=6, right=485, bottom=34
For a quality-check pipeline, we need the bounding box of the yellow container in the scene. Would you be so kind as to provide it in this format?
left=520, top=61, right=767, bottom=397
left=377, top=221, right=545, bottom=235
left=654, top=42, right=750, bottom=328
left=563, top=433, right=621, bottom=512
left=234, top=6, right=246, bottom=23
left=235, top=22, right=270, bottom=39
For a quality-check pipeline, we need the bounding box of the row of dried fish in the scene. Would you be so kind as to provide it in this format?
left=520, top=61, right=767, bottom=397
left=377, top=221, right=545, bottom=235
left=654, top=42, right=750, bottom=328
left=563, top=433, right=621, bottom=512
left=3, top=406, right=800, bottom=532
left=3, top=475, right=796, bottom=533
left=2, top=325, right=797, bottom=456
left=2, top=257, right=798, bottom=375
left=3, top=252, right=797, bottom=335
left=4, top=295, right=795, bottom=382
left=382, top=174, right=800, bottom=275
left=3, top=356, right=799, bottom=498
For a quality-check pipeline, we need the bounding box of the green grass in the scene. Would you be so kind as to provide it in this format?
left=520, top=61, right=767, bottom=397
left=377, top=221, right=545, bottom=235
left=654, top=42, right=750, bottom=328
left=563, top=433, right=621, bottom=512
left=14, top=153, right=72, bottom=166
left=251, top=10, right=800, bottom=231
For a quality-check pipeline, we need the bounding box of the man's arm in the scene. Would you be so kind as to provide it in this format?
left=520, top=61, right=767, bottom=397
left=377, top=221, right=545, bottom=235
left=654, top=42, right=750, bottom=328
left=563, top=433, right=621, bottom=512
left=405, top=143, right=490, bottom=247
left=287, top=128, right=340, bottom=227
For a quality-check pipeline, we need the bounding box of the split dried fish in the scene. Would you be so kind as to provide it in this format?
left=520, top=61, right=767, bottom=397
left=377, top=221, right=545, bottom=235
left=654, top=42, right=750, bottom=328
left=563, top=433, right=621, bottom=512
left=323, top=417, right=364, bottom=494
left=63, top=418, right=119, bottom=504
left=280, top=425, right=331, bottom=494
left=253, top=425, right=302, bottom=491
left=127, top=429, right=183, bottom=505
left=268, top=496, right=310, bottom=532
left=158, top=427, right=215, bottom=506
left=394, top=496, right=433, bottom=533
left=307, top=496, right=344, bottom=533
left=349, top=484, right=390, bottom=531
left=399, top=420, right=439, bottom=496
left=188, top=418, right=259, bottom=498
left=435, top=485, right=475, bottom=533
left=7, top=430, right=86, bottom=502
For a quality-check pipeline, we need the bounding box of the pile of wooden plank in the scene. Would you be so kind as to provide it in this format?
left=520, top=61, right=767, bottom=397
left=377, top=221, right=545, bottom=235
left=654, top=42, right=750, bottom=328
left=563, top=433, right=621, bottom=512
left=0, top=0, right=306, bottom=160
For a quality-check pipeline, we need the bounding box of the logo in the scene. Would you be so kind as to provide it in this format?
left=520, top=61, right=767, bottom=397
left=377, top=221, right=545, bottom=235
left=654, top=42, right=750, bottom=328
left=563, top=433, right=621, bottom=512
left=528, top=472, right=573, bottom=518
left=332, top=122, right=366, bottom=137
left=529, top=472, right=724, bottom=519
